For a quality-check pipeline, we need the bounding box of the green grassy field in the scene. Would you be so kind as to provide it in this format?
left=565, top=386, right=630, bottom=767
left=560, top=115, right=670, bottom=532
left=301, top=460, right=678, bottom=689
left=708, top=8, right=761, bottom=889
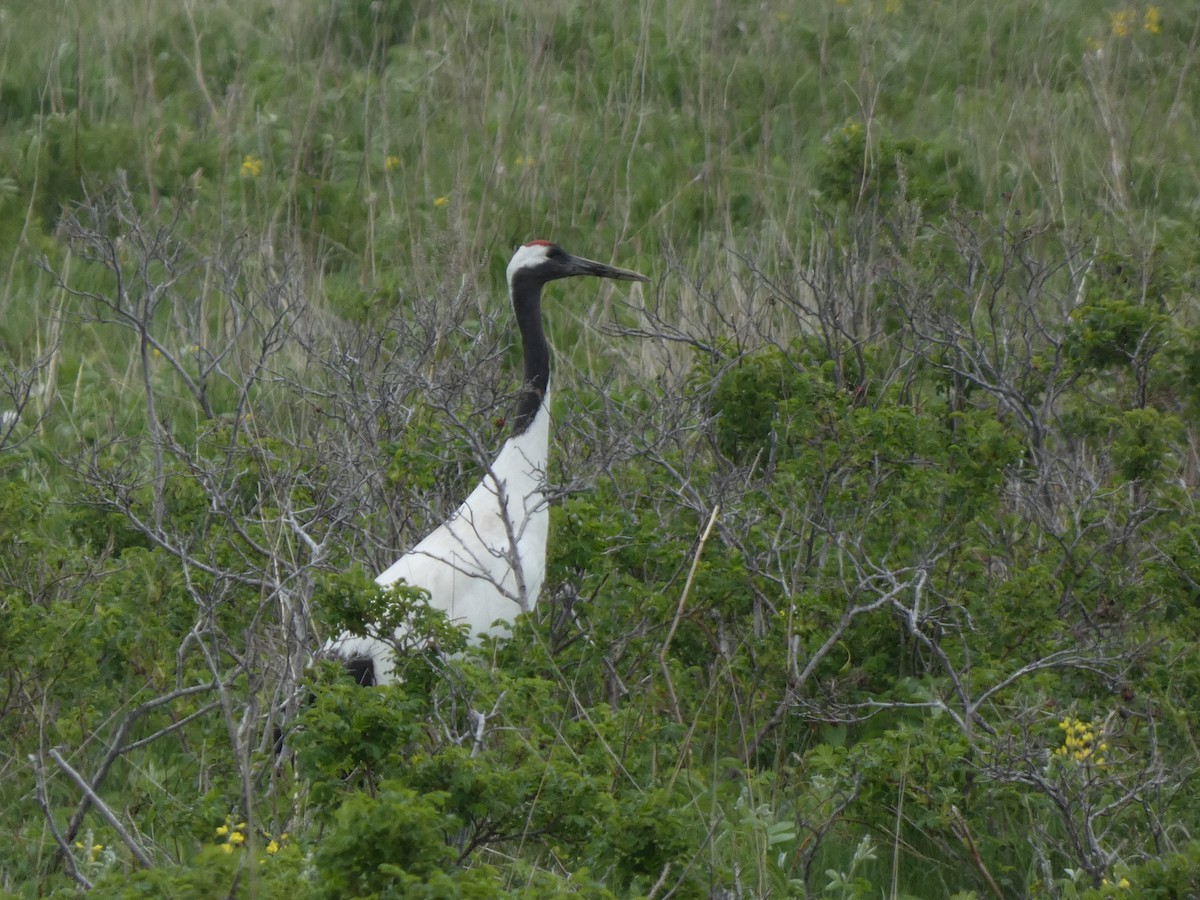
left=2, top=1, right=1200, bottom=896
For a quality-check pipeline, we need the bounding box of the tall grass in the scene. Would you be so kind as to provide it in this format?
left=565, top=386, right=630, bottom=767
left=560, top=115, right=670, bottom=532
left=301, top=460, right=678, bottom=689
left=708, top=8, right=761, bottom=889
left=4, top=1, right=1191, bottom=304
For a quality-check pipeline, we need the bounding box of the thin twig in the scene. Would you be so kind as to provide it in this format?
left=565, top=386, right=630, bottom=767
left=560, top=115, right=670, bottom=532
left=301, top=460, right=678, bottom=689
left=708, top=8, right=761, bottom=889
left=49, top=748, right=154, bottom=869
left=645, top=862, right=672, bottom=899
left=660, top=504, right=720, bottom=725
left=31, top=754, right=93, bottom=890
left=117, top=700, right=222, bottom=754
left=64, top=682, right=218, bottom=846
left=468, top=691, right=507, bottom=758
left=949, top=805, right=1005, bottom=900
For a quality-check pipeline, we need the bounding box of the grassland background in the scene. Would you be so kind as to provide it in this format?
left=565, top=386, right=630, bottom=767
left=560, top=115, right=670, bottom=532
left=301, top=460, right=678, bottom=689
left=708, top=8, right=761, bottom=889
left=2, top=0, right=1200, bottom=897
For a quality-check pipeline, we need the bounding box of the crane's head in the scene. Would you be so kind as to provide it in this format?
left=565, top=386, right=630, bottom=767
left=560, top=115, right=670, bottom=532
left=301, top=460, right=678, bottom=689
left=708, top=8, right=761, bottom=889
left=506, top=240, right=649, bottom=289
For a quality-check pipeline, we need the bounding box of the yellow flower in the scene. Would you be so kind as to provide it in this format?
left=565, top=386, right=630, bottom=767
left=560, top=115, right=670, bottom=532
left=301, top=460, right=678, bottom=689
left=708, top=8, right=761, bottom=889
left=385, top=155, right=401, bottom=172
left=1110, top=8, right=1136, bottom=37
left=221, top=843, right=234, bottom=854
left=1144, top=6, right=1161, bottom=34
left=215, top=825, right=229, bottom=836
left=433, top=195, right=449, bottom=208
left=241, top=155, right=263, bottom=177
left=1118, top=877, right=1131, bottom=889
left=229, top=831, right=245, bottom=846
left=266, top=839, right=280, bottom=855
left=1055, top=716, right=1108, bottom=765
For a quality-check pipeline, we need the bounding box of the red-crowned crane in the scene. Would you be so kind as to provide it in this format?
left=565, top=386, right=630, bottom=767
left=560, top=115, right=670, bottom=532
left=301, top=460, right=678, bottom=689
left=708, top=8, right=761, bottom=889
left=327, top=241, right=649, bottom=685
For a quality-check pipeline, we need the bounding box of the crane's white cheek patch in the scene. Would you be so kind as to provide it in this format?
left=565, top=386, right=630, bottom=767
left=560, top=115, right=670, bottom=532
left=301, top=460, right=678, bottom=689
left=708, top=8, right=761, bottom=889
left=506, top=242, right=555, bottom=284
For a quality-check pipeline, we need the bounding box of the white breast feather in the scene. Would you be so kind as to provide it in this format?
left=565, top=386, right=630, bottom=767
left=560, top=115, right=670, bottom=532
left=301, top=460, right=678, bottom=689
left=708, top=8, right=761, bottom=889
left=327, top=397, right=551, bottom=684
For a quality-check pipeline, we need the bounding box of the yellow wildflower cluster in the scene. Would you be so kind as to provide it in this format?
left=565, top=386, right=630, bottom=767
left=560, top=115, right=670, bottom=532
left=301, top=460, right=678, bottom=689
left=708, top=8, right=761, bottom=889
left=824, top=118, right=862, bottom=149
left=215, top=816, right=248, bottom=854
left=513, top=155, right=537, bottom=169
left=385, top=155, right=401, bottom=172
left=433, top=195, right=449, bottom=208
left=241, top=155, right=263, bottom=178
left=1102, top=875, right=1133, bottom=889
left=1110, top=8, right=1136, bottom=36
left=1110, top=6, right=1161, bottom=37
left=214, top=816, right=288, bottom=858
left=1055, top=717, right=1107, bottom=765
left=73, top=840, right=105, bottom=863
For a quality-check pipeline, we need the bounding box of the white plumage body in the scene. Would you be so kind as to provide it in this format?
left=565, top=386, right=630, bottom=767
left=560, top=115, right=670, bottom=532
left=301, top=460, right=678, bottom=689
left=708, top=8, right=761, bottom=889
left=377, top=396, right=550, bottom=627
left=327, top=398, right=550, bottom=684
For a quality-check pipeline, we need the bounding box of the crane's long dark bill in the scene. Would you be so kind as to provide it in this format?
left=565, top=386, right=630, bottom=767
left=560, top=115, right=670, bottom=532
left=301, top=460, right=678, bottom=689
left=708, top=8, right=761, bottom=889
left=566, top=254, right=650, bottom=283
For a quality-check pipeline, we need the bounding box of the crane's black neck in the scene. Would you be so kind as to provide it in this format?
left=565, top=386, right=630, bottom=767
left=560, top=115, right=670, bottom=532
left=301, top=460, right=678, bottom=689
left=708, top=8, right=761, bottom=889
left=510, top=272, right=550, bottom=436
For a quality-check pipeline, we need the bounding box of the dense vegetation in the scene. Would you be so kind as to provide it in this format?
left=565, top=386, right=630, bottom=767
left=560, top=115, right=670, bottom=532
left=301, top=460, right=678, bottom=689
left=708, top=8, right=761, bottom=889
left=2, top=0, right=1199, bottom=896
